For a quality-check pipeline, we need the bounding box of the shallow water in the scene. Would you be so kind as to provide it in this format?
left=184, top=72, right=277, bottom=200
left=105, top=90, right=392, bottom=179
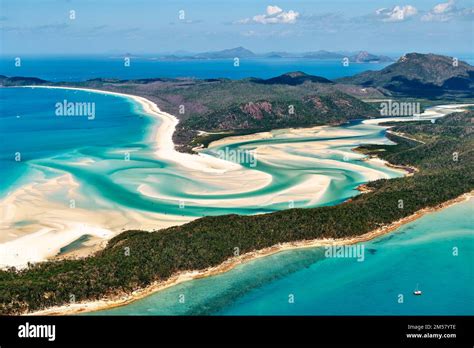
left=0, top=87, right=153, bottom=197
left=94, top=198, right=474, bottom=315
left=0, top=87, right=403, bottom=219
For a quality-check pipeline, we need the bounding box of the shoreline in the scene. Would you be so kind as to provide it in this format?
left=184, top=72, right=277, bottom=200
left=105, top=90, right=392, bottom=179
left=2, top=86, right=264, bottom=266
left=0, top=86, right=199, bottom=266
left=20, top=85, right=179, bottom=154
left=28, top=190, right=472, bottom=316
left=20, top=85, right=252, bottom=174
left=2, top=85, right=407, bottom=267
left=4, top=87, right=470, bottom=313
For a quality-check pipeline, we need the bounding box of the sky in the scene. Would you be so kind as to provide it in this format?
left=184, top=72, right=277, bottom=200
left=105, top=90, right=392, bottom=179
left=0, top=0, right=473, bottom=55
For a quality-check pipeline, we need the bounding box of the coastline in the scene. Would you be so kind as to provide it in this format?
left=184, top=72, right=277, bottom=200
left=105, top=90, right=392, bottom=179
left=4, top=87, right=470, bottom=314
left=2, top=85, right=408, bottom=267
left=1, top=86, right=267, bottom=266
left=28, top=190, right=473, bottom=316
left=20, top=85, right=179, bottom=154
left=0, top=86, right=200, bottom=266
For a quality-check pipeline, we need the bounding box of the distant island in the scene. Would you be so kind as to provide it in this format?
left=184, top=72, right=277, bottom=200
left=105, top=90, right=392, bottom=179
left=126, top=47, right=395, bottom=63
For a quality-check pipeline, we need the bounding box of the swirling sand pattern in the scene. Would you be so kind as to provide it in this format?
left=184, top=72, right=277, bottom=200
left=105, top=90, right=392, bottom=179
left=0, top=87, right=405, bottom=267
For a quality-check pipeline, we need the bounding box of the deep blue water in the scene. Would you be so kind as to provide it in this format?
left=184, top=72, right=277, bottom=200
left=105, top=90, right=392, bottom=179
left=1, top=55, right=473, bottom=82
left=0, top=56, right=392, bottom=81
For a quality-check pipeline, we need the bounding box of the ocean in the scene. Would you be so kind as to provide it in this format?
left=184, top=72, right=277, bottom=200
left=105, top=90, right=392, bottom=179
left=0, top=56, right=393, bottom=81
left=1, top=55, right=473, bottom=82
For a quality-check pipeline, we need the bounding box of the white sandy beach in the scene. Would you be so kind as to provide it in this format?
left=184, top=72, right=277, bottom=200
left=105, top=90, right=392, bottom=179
left=1, top=86, right=471, bottom=268
left=1, top=86, right=270, bottom=267
left=0, top=172, right=191, bottom=268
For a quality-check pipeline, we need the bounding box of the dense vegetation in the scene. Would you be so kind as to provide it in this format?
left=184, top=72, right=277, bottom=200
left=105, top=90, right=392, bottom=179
left=0, top=110, right=472, bottom=315
left=183, top=91, right=377, bottom=134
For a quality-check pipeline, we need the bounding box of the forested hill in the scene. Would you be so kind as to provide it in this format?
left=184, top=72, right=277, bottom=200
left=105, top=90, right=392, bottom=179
left=1, top=109, right=472, bottom=315
left=337, top=53, right=474, bottom=98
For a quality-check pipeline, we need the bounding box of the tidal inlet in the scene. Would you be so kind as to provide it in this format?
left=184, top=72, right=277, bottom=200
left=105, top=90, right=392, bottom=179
left=0, top=86, right=406, bottom=267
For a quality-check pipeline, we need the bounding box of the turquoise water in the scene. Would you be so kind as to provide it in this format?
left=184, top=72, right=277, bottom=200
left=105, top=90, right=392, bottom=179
left=0, top=87, right=403, bottom=218
left=94, top=198, right=474, bottom=315
left=0, top=87, right=154, bottom=196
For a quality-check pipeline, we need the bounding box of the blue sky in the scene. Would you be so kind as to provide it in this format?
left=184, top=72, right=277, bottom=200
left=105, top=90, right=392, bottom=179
left=1, top=0, right=473, bottom=55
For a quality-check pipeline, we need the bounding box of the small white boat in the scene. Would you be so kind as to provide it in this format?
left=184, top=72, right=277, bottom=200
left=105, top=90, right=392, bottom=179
left=413, top=284, right=422, bottom=295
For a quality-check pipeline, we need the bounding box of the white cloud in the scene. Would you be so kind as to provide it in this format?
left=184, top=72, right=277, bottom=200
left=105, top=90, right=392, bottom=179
left=421, top=0, right=454, bottom=21
left=433, top=0, right=455, bottom=14
left=236, top=5, right=299, bottom=24
left=266, top=5, right=283, bottom=16
left=375, top=5, right=418, bottom=22
left=421, top=0, right=473, bottom=22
